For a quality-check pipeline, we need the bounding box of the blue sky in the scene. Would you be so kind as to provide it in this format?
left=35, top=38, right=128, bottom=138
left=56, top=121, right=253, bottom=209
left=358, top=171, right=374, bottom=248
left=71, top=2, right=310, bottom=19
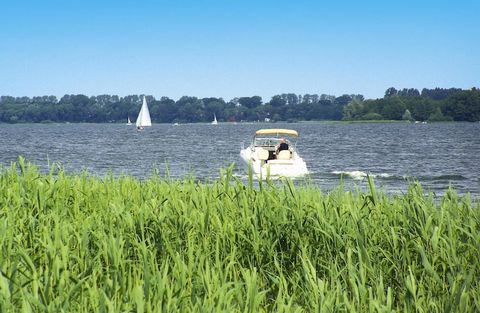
left=1, top=0, right=479, bottom=100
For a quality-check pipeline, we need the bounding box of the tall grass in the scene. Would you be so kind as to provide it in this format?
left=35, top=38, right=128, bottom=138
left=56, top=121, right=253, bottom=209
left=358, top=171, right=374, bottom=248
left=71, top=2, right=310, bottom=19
left=0, top=157, right=479, bottom=312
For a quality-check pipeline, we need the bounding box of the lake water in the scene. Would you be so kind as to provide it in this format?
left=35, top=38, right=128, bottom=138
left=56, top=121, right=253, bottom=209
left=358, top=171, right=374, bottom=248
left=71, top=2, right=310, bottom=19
left=1, top=122, right=479, bottom=197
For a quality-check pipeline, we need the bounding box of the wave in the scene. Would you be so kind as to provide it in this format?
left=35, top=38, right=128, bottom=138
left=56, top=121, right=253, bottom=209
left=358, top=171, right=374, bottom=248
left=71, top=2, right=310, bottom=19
left=422, top=174, right=468, bottom=181
left=331, top=170, right=393, bottom=180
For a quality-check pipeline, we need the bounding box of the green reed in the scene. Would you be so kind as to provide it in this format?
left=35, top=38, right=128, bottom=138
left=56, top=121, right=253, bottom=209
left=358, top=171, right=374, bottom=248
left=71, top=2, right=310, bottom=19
left=0, top=157, right=479, bottom=312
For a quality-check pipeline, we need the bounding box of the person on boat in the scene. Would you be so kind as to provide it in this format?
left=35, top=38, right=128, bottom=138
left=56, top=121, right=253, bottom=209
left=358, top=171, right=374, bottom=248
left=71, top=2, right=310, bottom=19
left=275, top=138, right=289, bottom=155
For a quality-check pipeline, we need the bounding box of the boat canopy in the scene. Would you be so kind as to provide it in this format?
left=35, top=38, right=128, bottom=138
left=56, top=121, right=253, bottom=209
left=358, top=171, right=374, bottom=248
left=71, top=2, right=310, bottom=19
left=255, top=129, right=299, bottom=137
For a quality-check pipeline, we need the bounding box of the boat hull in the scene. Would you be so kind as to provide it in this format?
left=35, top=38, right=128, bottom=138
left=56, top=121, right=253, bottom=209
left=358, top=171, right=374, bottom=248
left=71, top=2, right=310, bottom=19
left=239, top=148, right=308, bottom=178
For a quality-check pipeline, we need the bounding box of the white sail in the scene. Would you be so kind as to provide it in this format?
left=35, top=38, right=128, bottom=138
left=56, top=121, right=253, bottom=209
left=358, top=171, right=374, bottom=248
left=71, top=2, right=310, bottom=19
left=127, top=117, right=132, bottom=125
left=211, top=113, right=218, bottom=125
left=136, top=96, right=152, bottom=128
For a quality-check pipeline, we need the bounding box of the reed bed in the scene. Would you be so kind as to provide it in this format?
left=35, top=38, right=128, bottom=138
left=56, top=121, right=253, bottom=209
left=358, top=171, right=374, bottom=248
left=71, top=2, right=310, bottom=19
left=0, top=157, right=479, bottom=312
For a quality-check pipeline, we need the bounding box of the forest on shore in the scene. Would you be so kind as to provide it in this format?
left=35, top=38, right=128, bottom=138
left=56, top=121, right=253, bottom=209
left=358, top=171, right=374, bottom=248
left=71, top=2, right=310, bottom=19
left=0, top=87, right=479, bottom=123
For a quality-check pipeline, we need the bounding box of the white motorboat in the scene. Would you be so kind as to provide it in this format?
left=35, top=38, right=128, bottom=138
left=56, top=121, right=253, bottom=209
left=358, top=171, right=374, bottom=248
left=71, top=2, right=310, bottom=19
left=240, top=128, right=308, bottom=178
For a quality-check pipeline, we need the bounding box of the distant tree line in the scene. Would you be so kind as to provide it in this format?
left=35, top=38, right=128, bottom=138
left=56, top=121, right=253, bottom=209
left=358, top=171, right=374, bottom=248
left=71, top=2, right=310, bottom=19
left=0, top=88, right=478, bottom=123
left=0, top=93, right=360, bottom=123
left=344, top=87, right=480, bottom=122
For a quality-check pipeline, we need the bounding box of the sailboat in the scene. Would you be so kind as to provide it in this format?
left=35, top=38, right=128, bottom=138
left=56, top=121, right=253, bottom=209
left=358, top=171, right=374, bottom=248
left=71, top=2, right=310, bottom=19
left=126, top=117, right=132, bottom=125
left=211, top=113, right=218, bottom=125
left=136, top=96, right=152, bottom=131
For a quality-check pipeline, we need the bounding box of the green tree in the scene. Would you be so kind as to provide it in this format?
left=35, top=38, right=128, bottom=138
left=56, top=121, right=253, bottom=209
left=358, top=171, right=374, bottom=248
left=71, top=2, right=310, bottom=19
left=443, top=89, right=480, bottom=121
left=203, top=98, right=226, bottom=122
left=269, top=95, right=286, bottom=107
left=238, top=96, right=262, bottom=109
left=384, top=87, right=398, bottom=98
left=334, top=94, right=353, bottom=106
left=428, top=107, right=452, bottom=122
left=380, top=97, right=406, bottom=120
left=411, top=98, right=436, bottom=121
left=343, top=99, right=367, bottom=120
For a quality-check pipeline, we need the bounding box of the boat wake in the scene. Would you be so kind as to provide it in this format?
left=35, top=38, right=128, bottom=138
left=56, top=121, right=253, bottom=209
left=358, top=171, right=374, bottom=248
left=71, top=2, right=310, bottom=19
left=331, top=171, right=469, bottom=182
left=331, top=170, right=392, bottom=180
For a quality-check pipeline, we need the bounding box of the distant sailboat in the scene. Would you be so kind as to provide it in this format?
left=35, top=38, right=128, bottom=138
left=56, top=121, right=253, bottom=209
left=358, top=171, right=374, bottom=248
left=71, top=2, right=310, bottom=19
left=211, top=113, right=218, bottom=125
left=136, top=96, right=152, bottom=131
left=127, top=117, right=132, bottom=125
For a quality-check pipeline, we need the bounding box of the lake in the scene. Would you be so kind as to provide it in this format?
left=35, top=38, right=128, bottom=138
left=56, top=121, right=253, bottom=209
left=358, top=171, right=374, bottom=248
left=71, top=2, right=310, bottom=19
left=1, top=122, right=479, bottom=197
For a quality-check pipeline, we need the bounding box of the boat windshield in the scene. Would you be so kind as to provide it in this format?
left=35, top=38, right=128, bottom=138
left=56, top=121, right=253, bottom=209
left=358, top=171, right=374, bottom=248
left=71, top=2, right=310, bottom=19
left=254, top=136, right=296, bottom=148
